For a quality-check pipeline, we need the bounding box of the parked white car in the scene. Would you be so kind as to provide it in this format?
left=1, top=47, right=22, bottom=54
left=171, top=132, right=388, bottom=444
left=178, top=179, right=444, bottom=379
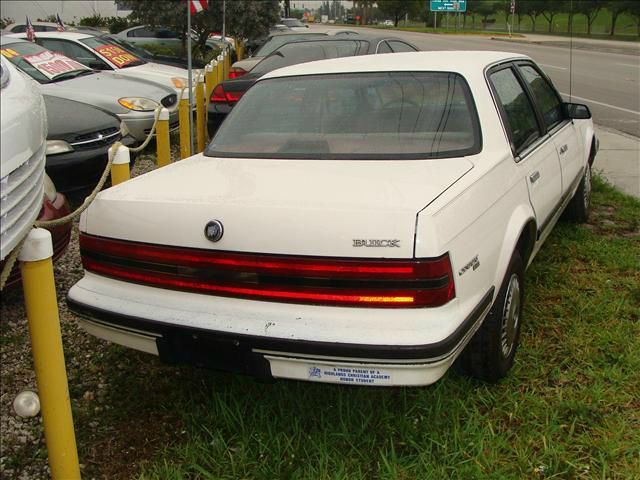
left=0, top=56, right=46, bottom=261
left=68, top=51, right=596, bottom=387
left=1, top=38, right=179, bottom=143
left=7, top=32, right=192, bottom=95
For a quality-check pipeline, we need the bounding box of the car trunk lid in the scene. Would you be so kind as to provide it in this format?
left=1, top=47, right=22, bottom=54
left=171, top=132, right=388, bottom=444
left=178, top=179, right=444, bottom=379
left=84, top=154, right=473, bottom=258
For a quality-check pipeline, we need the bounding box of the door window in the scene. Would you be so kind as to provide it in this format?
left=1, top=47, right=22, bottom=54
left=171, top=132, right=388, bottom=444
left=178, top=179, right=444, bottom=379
left=518, top=64, right=564, bottom=131
left=490, top=67, right=541, bottom=154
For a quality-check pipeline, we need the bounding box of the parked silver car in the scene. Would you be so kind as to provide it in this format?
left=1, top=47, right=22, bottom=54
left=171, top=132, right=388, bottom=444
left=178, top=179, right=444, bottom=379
left=0, top=38, right=179, bottom=143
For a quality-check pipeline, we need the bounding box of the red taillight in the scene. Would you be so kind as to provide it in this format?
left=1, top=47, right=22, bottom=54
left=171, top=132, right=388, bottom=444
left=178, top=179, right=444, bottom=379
left=79, top=234, right=455, bottom=308
left=210, top=83, right=244, bottom=105
left=228, top=67, right=246, bottom=79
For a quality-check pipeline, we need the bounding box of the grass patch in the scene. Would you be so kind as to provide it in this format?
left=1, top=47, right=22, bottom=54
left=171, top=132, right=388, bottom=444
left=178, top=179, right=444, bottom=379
left=127, top=176, right=640, bottom=479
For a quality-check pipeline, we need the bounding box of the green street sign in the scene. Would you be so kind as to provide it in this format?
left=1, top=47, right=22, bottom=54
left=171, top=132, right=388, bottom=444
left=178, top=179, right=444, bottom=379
left=430, top=1, right=467, bottom=12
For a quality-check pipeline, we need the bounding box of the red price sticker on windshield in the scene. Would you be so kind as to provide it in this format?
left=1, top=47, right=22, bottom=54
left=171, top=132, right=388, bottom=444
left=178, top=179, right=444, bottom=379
left=23, top=51, right=89, bottom=79
left=94, top=44, right=139, bottom=68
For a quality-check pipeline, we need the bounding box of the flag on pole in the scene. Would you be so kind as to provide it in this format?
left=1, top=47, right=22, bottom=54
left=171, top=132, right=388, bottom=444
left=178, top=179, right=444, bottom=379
left=25, top=16, right=36, bottom=42
left=189, top=0, right=208, bottom=14
left=510, top=0, right=516, bottom=14
left=56, top=13, right=65, bottom=32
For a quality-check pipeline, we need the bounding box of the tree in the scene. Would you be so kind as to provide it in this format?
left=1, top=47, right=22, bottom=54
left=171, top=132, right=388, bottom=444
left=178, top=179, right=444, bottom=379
left=575, top=0, right=606, bottom=35
left=626, top=0, right=640, bottom=36
left=127, top=0, right=279, bottom=59
left=519, top=0, right=545, bottom=33
left=607, top=0, right=633, bottom=36
left=540, top=0, right=564, bottom=32
left=472, top=1, right=499, bottom=28
left=376, top=0, right=422, bottom=27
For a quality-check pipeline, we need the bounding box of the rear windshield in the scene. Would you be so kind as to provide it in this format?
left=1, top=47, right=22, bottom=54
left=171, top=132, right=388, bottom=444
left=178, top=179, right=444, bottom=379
left=206, top=72, right=481, bottom=160
left=252, top=40, right=362, bottom=76
left=254, top=33, right=326, bottom=57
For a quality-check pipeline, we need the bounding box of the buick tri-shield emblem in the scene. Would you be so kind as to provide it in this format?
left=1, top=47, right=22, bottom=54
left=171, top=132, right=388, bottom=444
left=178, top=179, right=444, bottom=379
left=204, top=220, right=224, bottom=242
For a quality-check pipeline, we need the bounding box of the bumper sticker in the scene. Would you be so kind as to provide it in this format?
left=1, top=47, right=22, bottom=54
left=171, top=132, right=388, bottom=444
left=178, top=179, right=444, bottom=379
left=308, top=365, right=392, bottom=385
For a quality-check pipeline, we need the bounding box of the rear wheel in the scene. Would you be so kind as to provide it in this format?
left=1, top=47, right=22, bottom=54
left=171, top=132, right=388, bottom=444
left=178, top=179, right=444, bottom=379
left=458, top=252, right=524, bottom=382
left=563, top=163, right=592, bottom=223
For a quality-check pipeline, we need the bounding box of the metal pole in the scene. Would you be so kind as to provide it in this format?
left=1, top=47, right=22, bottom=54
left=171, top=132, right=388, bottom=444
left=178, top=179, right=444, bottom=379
left=435, top=12, right=437, bottom=30
left=187, top=4, right=194, bottom=155
left=222, top=0, right=226, bottom=42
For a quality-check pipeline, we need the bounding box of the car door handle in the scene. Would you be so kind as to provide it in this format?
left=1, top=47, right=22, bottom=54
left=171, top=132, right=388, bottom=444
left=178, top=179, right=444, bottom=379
left=559, top=144, right=569, bottom=155
left=529, top=171, right=540, bottom=184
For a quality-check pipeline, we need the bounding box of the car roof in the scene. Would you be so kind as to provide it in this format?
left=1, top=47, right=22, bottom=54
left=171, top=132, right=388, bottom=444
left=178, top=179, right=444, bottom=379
left=4, top=21, right=58, bottom=30
left=261, top=50, right=528, bottom=80
left=6, top=31, right=94, bottom=41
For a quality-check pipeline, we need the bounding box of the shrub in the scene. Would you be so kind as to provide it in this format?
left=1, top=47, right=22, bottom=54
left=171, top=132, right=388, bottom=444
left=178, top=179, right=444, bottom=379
left=106, top=16, right=130, bottom=34
left=79, top=14, right=106, bottom=27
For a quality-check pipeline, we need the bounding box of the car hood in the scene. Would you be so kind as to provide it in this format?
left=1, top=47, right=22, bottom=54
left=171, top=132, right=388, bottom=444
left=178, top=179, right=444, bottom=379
left=120, top=62, right=200, bottom=93
left=39, top=71, right=175, bottom=115
left=83, top=154, right=473, bottom=258
left=44, top=95, right=120, bottom=141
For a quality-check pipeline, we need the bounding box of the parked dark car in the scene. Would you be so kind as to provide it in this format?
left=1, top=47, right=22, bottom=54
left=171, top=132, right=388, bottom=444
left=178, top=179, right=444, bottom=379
left=208, top=35, right=419, bottom=134
left=44, top=95, right=136, bottom=202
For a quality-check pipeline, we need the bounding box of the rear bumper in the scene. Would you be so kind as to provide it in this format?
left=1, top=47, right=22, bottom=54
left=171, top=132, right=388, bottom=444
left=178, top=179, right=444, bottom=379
left=67, top=285, right=493, bottom=386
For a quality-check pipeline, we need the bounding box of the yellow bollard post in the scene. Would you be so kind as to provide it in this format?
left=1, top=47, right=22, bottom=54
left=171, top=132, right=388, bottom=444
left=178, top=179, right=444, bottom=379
left=216, top=54, right=224, bottom=84
left=179, top=90, right=191, bottom=159
left=225, top=50, right=231, bottom=79
left=109, top=144, right=130, bottom=185
left=237, top=41, right=245, bottom=62
left=156, top=107, right=171, bottom=167
left=205, top=62, right=215, bottom=106
left=19, top=229, right=81, bottom=480
left=196, top=76, right=206, bottom=153
left=204, top=62, right=215, bottom=128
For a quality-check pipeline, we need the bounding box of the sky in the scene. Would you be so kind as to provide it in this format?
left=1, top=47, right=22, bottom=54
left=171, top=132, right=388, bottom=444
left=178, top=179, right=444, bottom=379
left=1, top=0, right=356, bottom=23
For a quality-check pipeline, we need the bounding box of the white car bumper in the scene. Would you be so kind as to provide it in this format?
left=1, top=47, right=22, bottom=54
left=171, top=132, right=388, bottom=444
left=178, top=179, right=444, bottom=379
left=68, top=272, right=494, bottom=386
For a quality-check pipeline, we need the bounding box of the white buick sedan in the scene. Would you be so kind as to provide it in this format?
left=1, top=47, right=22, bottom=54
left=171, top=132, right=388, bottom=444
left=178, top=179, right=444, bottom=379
left=68, top=52, right=596, bottom=387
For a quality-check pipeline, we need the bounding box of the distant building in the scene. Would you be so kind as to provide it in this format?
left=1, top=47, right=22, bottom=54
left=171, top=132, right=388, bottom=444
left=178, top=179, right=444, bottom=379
left=1, top=1, right=131, bottom=24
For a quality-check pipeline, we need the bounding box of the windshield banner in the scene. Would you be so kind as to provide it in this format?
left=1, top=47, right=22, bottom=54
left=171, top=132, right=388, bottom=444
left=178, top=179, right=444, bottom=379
left=94, top=44, right=139, bottom=68
left=23, top=51, right=88, bottom=79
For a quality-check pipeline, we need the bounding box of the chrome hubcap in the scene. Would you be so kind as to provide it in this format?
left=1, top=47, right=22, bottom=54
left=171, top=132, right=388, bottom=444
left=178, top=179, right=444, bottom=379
left=500, top=274, right=521, bottom=358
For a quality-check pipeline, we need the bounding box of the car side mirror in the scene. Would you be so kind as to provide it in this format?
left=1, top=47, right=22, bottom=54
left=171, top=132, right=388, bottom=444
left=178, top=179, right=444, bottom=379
left=563, top=102, right=591, bottom=120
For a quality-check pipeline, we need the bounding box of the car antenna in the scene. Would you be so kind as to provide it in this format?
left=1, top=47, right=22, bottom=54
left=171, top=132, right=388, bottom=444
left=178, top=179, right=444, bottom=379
left=569, top=0, right=573, bottom=102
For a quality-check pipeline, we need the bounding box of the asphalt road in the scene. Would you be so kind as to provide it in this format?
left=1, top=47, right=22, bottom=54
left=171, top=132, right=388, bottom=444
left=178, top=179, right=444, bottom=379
left=316, top=26, right=640, bottom=137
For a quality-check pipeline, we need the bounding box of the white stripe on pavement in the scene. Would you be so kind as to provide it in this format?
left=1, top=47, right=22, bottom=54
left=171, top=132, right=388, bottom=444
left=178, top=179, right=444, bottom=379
left=559, top=93, right=640, bottom=116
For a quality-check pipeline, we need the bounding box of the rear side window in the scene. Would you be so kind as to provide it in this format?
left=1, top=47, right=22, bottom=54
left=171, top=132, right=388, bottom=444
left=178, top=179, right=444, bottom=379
left=252, top=41, right=360, bottom=76
left=206, top=72, right=481, bottom=160
left=490, top=67, right=540, bottom=153
left=131, top=28, right=155, bottom=38
left=376, top=41, right=392, bottom=54
left=518, top=64, right=563, bottom=131
left=388, top=41, right=417, bottom=52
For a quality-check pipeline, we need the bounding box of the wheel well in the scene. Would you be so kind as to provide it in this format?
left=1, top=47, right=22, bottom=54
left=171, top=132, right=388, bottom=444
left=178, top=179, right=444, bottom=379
left=516, top=220, right=536, bottom=266
left=588, top=136, right=597, bottom=167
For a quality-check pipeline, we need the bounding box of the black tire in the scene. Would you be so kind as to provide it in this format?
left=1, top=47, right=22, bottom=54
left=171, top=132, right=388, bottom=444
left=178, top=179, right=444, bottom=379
left=458, top=252, right=525, bottom=383
left=563, top=163, right=591, bottom=223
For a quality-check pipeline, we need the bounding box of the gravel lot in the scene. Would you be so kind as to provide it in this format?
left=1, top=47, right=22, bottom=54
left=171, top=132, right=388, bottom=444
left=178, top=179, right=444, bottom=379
left=0, top=151, right=162, bottom=479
